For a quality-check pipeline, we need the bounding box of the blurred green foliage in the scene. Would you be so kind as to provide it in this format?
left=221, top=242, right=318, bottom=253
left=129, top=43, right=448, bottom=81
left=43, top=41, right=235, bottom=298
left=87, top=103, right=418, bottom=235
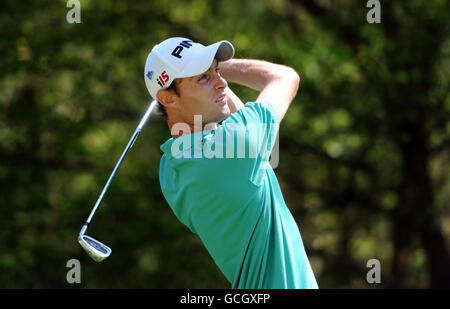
left=0, top=0, right=449, bottom=288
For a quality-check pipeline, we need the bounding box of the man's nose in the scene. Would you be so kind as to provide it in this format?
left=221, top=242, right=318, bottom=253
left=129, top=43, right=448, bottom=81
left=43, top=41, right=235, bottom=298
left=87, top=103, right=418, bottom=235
left=214, top=73, right=228, bottom=90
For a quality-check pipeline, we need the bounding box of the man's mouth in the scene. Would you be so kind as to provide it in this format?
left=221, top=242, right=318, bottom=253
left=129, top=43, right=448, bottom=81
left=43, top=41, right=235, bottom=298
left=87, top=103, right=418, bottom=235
left=215, top=94, right=227, bottom=105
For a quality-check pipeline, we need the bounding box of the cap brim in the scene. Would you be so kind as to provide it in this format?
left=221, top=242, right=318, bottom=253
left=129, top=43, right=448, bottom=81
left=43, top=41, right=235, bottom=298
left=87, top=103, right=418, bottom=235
left=177, top=40, right=234, bottom=78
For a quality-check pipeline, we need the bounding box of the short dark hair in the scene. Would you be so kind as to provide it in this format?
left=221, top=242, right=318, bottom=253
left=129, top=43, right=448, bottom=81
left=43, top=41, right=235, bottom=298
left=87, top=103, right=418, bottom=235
left=156, top=80, right=179, bottom=121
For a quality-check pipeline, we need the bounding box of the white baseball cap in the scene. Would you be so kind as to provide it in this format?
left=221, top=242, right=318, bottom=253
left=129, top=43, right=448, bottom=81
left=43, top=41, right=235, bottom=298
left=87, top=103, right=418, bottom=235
left=144, top=37, right=234, bottom=100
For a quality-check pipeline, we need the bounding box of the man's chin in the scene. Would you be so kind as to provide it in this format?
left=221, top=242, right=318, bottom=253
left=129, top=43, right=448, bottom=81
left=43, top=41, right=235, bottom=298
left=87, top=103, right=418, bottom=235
left=217, top=106, right=231, bottom=123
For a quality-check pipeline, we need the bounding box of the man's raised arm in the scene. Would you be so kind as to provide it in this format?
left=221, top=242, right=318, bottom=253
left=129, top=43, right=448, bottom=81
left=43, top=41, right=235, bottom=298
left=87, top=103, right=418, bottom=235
left=218, top=59, right=300, bottom=122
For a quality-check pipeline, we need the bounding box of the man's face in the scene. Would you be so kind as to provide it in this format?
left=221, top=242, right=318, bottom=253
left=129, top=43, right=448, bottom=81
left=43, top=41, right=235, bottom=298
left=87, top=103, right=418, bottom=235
left=173, top=59, right=230, bottom=125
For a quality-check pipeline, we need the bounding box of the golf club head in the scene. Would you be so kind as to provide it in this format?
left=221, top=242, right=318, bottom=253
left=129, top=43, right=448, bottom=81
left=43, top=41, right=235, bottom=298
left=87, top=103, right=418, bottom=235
left=78, top=234, right=112, bottom=262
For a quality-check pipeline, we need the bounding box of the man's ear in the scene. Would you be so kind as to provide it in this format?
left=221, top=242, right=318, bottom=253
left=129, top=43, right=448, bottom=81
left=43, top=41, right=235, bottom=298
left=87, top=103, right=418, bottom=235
left=156, top=89, right=178, bottom=109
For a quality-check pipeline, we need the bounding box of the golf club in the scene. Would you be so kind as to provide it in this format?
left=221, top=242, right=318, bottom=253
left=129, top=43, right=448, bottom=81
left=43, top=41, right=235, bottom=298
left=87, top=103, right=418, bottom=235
left=78, top=100, right=157, bottom=262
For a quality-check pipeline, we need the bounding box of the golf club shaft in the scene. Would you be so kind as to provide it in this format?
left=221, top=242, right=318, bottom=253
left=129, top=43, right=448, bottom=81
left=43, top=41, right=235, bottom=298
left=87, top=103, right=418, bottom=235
left=80, top=100, right=157, bottom=235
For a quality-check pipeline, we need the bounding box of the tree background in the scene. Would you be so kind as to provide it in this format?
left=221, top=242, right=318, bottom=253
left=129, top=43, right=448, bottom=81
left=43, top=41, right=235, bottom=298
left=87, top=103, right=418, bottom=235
left=0, top=0, right=449, bottom=288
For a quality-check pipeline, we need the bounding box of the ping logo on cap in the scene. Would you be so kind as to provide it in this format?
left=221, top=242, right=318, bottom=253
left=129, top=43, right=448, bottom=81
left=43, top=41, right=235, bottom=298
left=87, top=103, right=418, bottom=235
left=156, top=70, right=170, bottom=88
left=171, top=40, right=193, bottom=59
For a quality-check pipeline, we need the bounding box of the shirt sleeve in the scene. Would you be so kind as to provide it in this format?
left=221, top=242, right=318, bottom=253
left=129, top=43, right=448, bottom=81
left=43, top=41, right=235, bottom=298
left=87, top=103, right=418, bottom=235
left=225, top=101, right=279, bottom=150
left=220, top=101, right=280, bottom=186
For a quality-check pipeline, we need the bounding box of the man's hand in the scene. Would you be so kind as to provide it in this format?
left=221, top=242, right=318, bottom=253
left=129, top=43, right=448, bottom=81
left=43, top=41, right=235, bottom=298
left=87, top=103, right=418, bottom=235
left=218, top=59, right=300, bottom=122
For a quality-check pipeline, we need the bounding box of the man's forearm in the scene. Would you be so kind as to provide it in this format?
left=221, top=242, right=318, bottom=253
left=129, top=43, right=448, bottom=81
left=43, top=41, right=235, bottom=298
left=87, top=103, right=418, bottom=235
left=218, top=58, right=300, bottom=122
left=218, top=59, right=297, bottom=91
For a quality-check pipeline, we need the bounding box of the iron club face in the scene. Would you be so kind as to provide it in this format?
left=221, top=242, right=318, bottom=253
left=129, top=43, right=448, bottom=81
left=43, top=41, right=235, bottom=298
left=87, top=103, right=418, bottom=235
left=78, top=234, right=112, bottom=262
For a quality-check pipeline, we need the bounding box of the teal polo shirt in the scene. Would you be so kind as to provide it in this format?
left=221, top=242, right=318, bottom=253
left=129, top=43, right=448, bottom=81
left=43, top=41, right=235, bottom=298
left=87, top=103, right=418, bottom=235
left=159, top=101, right=318, bottom=289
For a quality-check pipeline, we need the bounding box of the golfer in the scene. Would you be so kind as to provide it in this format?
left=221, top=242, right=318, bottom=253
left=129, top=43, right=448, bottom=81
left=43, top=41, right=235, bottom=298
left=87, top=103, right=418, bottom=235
left=144, top=37, right=318, bottom=289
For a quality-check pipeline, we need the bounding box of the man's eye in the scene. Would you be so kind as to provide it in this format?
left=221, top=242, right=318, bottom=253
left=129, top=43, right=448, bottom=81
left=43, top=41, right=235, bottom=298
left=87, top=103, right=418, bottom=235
left=199, top=74, right=208, bottom=81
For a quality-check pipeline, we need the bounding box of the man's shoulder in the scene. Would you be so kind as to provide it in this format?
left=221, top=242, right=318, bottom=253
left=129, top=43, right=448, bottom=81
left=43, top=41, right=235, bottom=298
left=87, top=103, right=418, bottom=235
left=223, top=101, right=279, bottom=127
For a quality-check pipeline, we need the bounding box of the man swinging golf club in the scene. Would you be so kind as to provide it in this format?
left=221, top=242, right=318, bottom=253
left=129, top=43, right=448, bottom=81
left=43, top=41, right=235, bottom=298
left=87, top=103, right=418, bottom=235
left=144, top=37, right=318, bottom=289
